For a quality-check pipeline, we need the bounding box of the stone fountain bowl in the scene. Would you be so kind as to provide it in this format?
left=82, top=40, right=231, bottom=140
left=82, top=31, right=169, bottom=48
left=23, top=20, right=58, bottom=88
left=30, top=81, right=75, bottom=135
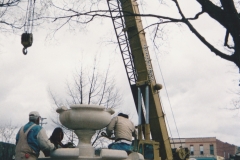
left=56, top=104, right=114, bottom=130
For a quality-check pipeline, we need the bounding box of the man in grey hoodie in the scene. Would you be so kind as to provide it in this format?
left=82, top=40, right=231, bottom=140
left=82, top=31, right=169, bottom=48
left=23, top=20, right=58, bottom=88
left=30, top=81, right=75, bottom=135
left=106, top=113, right=137, bottom=152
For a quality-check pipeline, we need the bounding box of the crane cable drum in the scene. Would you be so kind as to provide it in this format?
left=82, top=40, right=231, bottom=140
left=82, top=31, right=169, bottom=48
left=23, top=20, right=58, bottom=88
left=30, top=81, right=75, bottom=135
left=21, top=0, right=36, bottom=55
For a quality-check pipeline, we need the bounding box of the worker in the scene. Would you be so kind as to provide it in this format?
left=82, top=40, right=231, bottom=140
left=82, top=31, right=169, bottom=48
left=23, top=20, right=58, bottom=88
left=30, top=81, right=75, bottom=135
left=49, top=127, right=75, bottom=148
left=15, top=111, right=55, bottom=160
left=106, top=113, right=137, bottom=152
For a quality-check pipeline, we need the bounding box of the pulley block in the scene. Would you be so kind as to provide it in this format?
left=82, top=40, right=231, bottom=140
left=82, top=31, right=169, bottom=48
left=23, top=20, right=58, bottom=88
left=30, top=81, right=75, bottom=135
left=21, top=33, right=33, bottom=55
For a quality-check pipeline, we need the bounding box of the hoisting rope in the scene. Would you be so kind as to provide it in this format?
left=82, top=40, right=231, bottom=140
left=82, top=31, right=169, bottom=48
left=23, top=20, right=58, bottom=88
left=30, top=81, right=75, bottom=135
left=21, top=0, right=36, bottom=55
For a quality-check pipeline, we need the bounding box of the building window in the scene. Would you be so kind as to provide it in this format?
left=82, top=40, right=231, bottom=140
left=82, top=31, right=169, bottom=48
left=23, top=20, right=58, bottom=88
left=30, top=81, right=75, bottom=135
left=210, top=144, right=214, bottom=155
left=190, top=145, right=194, bottom=155
left=200, top=145, right=204, bottom=155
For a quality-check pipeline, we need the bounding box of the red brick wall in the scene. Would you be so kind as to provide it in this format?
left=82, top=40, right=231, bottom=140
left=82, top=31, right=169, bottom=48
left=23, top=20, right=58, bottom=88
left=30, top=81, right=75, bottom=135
left=216, top=139, right=237, bottom=159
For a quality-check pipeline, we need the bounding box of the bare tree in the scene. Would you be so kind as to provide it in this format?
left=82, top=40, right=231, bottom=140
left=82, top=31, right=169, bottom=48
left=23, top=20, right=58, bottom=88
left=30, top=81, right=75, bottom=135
left=49, top=55, right=122, bottom=147
left=0, top=121, right=18, bottom=160
left=0, top=0, right=50, bottom=35
left=2, top=0, right=239, bottom=74
left=0, top=122, right=17, bottom=144
left=0, top=0, right=25, bottom=32
left=37, top=0, right=240, bottom=70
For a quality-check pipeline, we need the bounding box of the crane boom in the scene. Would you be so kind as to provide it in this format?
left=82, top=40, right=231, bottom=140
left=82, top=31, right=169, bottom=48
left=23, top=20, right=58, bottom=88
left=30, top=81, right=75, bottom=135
left=107, top=0, right=173, bottom=159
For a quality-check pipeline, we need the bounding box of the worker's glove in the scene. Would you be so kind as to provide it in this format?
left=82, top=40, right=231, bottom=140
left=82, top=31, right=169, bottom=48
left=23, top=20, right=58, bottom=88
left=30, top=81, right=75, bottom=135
left=68, top=142, right=75, bottom=148
left=101, top=132, right=108, bottom=137
left=101, top=132, right=115, bottom=140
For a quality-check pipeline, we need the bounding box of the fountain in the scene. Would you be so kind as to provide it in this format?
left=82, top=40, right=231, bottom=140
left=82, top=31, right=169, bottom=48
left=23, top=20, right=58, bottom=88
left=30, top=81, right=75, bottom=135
left=39, top=104, right=144, bottom=160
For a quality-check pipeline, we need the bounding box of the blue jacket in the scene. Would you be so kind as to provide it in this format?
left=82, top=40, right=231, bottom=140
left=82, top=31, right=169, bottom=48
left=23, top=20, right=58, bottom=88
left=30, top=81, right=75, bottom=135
left=16, top=122, right=42, bottom=156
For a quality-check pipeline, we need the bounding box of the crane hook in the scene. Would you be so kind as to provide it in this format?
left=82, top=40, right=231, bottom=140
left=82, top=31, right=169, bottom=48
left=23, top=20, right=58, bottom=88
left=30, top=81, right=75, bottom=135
left=21, top=33, right=33, bottom=55
left=22, top=47, right=28, bottom=55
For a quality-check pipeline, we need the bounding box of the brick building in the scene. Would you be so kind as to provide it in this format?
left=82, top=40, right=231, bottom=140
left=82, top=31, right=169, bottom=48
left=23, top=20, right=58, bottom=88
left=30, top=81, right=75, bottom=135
left=170, top=137, right=238, bottom=160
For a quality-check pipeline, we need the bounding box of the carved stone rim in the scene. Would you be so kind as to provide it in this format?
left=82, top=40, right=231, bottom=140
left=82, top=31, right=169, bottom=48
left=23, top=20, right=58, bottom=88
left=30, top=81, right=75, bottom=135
left=70, top=104, right=105, bottom=110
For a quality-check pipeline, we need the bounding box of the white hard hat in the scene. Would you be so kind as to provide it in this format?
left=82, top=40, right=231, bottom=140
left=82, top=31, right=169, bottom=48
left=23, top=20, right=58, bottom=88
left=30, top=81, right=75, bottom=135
left=29, top=111, right=41, bottom=119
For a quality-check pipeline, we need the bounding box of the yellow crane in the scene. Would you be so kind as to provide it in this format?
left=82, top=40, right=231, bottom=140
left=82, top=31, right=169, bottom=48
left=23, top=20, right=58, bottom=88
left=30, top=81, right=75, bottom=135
left=107, top=0, right=189, bottom=160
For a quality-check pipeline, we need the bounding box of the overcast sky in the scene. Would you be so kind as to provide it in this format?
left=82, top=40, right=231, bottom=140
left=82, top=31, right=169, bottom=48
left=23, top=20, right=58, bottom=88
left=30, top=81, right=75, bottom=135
left=0, top=0, right=240, bottom=146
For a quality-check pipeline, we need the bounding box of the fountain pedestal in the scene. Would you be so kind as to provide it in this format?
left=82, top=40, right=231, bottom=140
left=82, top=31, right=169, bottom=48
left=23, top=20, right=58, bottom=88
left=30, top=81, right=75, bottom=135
left=75, top=130, right=95, bottom=157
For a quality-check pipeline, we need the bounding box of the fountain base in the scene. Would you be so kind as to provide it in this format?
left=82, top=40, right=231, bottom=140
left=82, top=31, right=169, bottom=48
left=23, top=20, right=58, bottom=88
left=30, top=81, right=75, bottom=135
left=38, top=149, right=144, bottom=160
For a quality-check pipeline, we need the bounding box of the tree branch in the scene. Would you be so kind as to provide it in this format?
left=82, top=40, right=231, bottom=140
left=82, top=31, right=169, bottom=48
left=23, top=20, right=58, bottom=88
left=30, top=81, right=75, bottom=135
left=0, top=0, right=20, bottom=7
left=172, top=0, right=237, bottom=66
left=187, top=11, right=204, bottom=20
